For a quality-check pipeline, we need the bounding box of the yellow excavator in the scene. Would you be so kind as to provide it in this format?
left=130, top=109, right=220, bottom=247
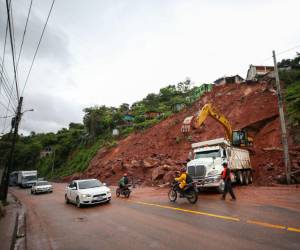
left=181, top=103, right=253, bottom=147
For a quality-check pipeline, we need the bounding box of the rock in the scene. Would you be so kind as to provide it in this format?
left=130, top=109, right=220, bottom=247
left=143, top=157, right=159, bottom=168
left=158, top=182, right=170, bottom=188
left=151, top=167, right=166, bottom=181
left=163, top=171, right=176, bottom=183
left=161, top=164, right=171, bottom=171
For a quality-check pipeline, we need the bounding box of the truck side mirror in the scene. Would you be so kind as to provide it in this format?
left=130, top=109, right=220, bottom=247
left=188, top=151, right=193, bottom=160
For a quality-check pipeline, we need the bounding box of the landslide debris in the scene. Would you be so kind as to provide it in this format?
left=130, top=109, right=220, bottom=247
left=70, top=82, right=300, bottom=186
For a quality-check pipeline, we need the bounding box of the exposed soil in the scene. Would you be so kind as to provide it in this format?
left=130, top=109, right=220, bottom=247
left=67, top=82, right=300, bottom=186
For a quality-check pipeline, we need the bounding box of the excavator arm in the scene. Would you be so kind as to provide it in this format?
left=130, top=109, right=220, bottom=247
left=182, top=104, right=232, bottom=140
left=181, top=103, right=252, bottom=146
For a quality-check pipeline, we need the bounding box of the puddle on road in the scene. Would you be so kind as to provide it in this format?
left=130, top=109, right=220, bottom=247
left=75, top=217, right=88, bottom=222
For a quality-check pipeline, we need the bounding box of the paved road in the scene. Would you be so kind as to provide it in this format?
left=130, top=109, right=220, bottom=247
left=9, top=184, right=300, bottom=250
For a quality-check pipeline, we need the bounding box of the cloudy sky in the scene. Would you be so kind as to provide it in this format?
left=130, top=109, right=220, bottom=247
left=0, top=0, right=300, bottom=135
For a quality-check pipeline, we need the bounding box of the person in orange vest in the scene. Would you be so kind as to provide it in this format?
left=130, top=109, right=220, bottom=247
left=221, top=162, right=236, bottom=200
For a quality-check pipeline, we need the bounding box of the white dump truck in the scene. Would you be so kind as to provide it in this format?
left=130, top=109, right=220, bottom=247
left=187, top=138, right=252, bottom=193
left=17, top=170, right=38, bottom=188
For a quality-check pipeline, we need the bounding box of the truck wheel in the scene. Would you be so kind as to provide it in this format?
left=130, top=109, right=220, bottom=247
left=243, top=171, right=249, bottom=185
left=217, top=180, right=225, bottom=194
left=249, top=171, right=253, bottom=184
left=237, top=171, right=244, bottom=185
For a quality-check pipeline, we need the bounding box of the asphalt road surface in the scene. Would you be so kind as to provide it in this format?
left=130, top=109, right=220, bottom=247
left=9, top=184, right=300, bottom=250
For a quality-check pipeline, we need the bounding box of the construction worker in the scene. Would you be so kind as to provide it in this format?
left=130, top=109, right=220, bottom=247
left=118, top=173, right=129, bottom=191
left=221, top=162, right=236, bottom=200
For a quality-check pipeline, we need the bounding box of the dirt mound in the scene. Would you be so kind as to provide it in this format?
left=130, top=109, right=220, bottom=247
left=69, top=82, right=300, bottom=186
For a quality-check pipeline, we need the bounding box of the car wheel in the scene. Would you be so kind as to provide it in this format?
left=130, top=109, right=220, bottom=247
left=76, top=197, right=81, bottom=208
left=65, top=194, right=70, bottom=204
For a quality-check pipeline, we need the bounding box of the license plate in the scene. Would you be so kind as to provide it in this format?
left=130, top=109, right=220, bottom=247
left=94, top=197, right=104, bottom=201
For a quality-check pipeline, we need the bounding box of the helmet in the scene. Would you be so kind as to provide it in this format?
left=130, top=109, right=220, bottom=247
left=123, top=173, right=128, bottom=176
left=222, top=162, right=228, bottom=167
left=180, top=167, right=186, bottom=172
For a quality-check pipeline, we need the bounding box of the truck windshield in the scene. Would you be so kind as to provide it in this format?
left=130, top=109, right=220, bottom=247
left=24, top=176, right=37, bottom=181
left=195, top=150, right=221, bottom=159
left=78, top=180, right=102, bottom=189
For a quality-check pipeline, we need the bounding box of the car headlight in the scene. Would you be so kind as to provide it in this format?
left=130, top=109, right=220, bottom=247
left=106, top=191, right=111, bottom=195
left=81, top=194, right=91, bottom=198
left=207, top=170, right=219, bottom=177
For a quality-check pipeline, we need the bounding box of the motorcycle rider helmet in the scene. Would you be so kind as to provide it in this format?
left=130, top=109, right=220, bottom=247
left=180, top=167, right=186, bottom=173
left=222, top=162, right=228, bottom=167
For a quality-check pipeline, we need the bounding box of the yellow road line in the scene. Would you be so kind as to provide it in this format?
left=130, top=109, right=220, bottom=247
left=246, top=220, right=286, bottom=230
left=287, top=227, right=300, bottom=233
left=131, top=200, right=300, bottom=234
left=134, top=201, right=240, bottom=222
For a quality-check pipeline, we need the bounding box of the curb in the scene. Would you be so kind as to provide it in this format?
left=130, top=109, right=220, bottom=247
left=9, top=193, right=26, bottom=250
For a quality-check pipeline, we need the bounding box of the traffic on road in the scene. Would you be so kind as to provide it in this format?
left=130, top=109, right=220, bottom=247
left=9, top=182, right=300, bottom=250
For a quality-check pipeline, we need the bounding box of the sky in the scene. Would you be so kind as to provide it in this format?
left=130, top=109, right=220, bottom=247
left=0, top=0, right=300, bottom=135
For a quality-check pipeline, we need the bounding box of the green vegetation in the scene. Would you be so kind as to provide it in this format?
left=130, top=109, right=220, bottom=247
left=279, top=53, right=300, bottom=143
left=0, top=79, right=212, bottom=179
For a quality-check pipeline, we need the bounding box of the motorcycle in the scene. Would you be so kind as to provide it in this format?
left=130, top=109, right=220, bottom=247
left=168, top=181, right=198, bottom=204
left=116, top=184, right=131, bottom=198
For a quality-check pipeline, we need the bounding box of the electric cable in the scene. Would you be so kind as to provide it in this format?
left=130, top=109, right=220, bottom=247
left=5, top=0, right=20, bottom=100
left=21, top=0, right=56, bottom=96
left=16, top=0, right=33, bottom=70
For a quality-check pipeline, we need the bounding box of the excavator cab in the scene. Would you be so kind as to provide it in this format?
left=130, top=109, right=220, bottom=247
left=232, top=130, right=253, bottom=147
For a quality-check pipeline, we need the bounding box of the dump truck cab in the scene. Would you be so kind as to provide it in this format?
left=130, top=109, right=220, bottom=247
left=187, top=138, right=252, bottom=193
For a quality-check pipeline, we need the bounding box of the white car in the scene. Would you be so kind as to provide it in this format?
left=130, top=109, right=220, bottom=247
left=65, top=179, right=111, bottom=208
left=31, top=181, right=53, bottom=194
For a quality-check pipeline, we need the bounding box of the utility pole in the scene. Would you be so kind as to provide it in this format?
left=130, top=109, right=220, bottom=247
left=0, top=96, right=23, bottom=202
left=52, top=148, right=55, bottom=178
left=272, top=50, right=291, bottom=184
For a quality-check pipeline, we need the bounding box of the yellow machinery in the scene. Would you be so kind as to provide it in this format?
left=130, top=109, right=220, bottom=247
left=181, top=103, right=253, bottom=147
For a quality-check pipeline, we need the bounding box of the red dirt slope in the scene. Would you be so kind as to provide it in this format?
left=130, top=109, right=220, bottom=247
left=71, top=82, right=300, bottom=186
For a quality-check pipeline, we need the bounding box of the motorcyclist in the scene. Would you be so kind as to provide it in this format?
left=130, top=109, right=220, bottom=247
left=174, top=167, right=193, bottom=197
left=118, top=173, right=129, bottom=191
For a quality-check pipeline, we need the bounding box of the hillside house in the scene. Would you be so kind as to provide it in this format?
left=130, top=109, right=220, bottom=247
left=246, top=65, right=274, bottom=81
left=172, top=103, right=186, bottom=112
left=40, top=147, right=52, bottom=158
left=187, top=83, right=213, bottom=103
left=214, top=75, right=244, bottom=85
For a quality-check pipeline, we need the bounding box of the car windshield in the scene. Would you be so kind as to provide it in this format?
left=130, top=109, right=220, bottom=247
left=78, top=180, right=102, bottom=189
left=195, top=150, right=221, bottom=159
left=36, top=181, right=49, bottom=186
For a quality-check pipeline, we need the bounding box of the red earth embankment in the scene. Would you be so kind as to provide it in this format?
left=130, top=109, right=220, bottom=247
left=69, top=82, right=300, bottom=186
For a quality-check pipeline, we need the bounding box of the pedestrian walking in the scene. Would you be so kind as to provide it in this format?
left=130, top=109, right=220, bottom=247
left=221, top=162, right=236, bottom=201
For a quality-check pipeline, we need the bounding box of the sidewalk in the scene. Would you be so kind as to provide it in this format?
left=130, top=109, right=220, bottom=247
left=0, top=193, right=24, bottom=250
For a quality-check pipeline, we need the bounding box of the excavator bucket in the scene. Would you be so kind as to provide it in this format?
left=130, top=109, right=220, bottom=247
left=181, top=116, right=194, bottom=134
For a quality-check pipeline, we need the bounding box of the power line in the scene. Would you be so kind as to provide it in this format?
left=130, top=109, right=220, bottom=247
left=16, top=0, right=33, bottom=70
left=261, top=43, right=300, bottom=64
left=5, top=0, right=20, bottom=100
left=0, top=74, right=18, bottom=107
left=0, top=100, right=15, bottom=113
left=0, top=114, right=14, bottom=119
left=0, top=62, right=18, bottom=104
left=21, top=0, right=56, bottom=96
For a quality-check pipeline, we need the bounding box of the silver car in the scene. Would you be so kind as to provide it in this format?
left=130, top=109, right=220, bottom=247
left=31, top=181, right=53, bottom=194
